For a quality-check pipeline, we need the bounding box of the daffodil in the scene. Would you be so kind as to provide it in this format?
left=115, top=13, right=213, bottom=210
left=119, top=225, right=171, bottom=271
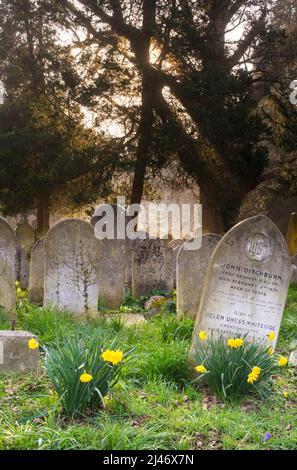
left=198, top=330, right=207, bottom=341
left=247, top=366, right=261, bottom=384
left=278, top=356, right=288, bottom=367
left=101, top=349, right=123, bottom=365
left=195, top=365, right=207, bottom=374
left=28, top=338, right=39, bottom=350
left=80, top=373, right=93, bottom=383
left=267, top=332, right=276, bottom=342
left=227, top=337, right=243, bottom=349
left=283, top=391, right=288, bottom=398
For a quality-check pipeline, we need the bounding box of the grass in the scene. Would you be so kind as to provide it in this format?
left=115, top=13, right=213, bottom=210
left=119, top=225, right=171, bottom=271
left=0, top=287, right=296, bottom=450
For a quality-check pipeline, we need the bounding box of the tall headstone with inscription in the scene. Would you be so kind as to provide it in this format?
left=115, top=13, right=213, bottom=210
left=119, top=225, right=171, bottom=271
left=0, top=217, right=17, bottom=314
left=44, top=219, right=101, bottom=317
left=177, top=234, right=221, bottom=321
left=29, top=239, right=45, bottom=304
left=132, top=237, right=174, bottom=297
left=189, top=216, right=291, bottom=362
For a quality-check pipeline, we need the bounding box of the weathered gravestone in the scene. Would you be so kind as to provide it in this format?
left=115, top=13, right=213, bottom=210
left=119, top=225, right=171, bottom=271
left=0, top=331, right=39, bottom=374
left=98, top=238, right=126, bottom=309
left=189, top=216, right=291, bottom=363
left=177, top=234, right=221, bottom=321
left=168, top=239, right=184, bottom=289
left=15, top=221, right=35, bottom=252
left=0, top=217, right=17, bottom=314
left=92, top=204, right=130, bottom=309
left=286, top=212, right=297, bottom=256
left=15, top=247, right=30, bottom=289
left=15, top=222, right=35, bottom=289
left=44, top=219, right=101, bottom=317
left=29, top=239, right=45, bottom=304
left=132, top=237, right=174, bottom=297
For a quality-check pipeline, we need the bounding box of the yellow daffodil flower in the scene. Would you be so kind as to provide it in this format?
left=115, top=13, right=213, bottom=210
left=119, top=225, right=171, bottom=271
left=227, top=338, right=243, bottom=349
left=247, top=366, right=261, bottom=384
left=80, top=373, right=93, bottom=383
left=195, top=365, right=207, bottom=374
left=101, top=349, right=123, bottom=365
left=283, top=391, right=288, bottom=398
left=278, top=356, right=288, bottom=367
left=198, top=330, right=207, bottom=341
left=28, top=338, right=39, bottom=350
left=267, top=332, right=276, bottom=342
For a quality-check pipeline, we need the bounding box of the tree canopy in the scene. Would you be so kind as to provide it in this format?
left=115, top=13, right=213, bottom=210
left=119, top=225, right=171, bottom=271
left=0, top=0, right=296, bottom=231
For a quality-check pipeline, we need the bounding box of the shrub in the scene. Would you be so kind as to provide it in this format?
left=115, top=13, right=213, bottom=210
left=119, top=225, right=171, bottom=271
left=44, top=327, right=133, bottom=417
left=192, top=334, right=279, bottom=403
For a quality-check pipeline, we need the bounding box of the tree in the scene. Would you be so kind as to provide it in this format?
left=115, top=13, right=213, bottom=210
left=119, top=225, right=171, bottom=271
left=55, top=0, right=295, bottom=230
left=0, top=0, right=118, bottom=235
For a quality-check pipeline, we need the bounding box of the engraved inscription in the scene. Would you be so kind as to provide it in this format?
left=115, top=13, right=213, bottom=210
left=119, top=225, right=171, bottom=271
left=190, top=217, right=292, bottom=363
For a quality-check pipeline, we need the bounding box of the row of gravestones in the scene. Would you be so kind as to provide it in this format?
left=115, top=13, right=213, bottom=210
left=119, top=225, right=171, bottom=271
left=0, top=212, right=184, bottom=316
left=1, top=213, right=296, bottom=322
left=0, top=213, right=295, bottom=373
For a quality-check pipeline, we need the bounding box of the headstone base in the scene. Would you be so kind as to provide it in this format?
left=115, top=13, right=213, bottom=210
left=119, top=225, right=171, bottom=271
left=0, top=331, right=39, bottom=374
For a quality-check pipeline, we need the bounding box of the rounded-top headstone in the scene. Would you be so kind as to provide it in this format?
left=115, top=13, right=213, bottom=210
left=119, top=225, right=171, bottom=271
left=15, top=222, right=35, bottom=252
left=0, top=217, right=17, bottom=314
left=189, top=216, right=291, bottom=362
left=44, top=219, right=101, bottom=317
left=177, top=234, right=221, bottom=321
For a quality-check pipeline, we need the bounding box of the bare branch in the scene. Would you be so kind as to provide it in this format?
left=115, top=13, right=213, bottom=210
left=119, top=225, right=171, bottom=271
left=228, top=10, right=266, bottom=68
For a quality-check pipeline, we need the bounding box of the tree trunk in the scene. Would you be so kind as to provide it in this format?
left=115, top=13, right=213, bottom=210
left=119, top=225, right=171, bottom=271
left=130, top=0, right=157, bottom=205
left=200, top=188, right=225, bottom=235
left=130, top=72, right=155, bottom=205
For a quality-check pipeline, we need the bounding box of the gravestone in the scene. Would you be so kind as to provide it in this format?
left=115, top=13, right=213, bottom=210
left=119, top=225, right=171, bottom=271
left=44, top=219, right=101, bottom=317
left=286, top=212, right=297, bottom=256
left=15, top=247, right=30, bottom=289
left=15, top=222, right=35, bottom=252
left=189, top=216, right=291, bottom=363
left=29, top=239, right=45, bottom=304
left=98, top=238, right=126, bottom=309
left=168, top=239, right=184, bottom=289
left=93, top=204, right=129, bottom=309
left=0, top=331, right=39, bottom=373
left=15, top=222, right=35, bottom=289
left=177, top=234, right=221, bottom=321
left=132, top=237, right=174, bottom=297
left=0, top=217, right=17, bottom=314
